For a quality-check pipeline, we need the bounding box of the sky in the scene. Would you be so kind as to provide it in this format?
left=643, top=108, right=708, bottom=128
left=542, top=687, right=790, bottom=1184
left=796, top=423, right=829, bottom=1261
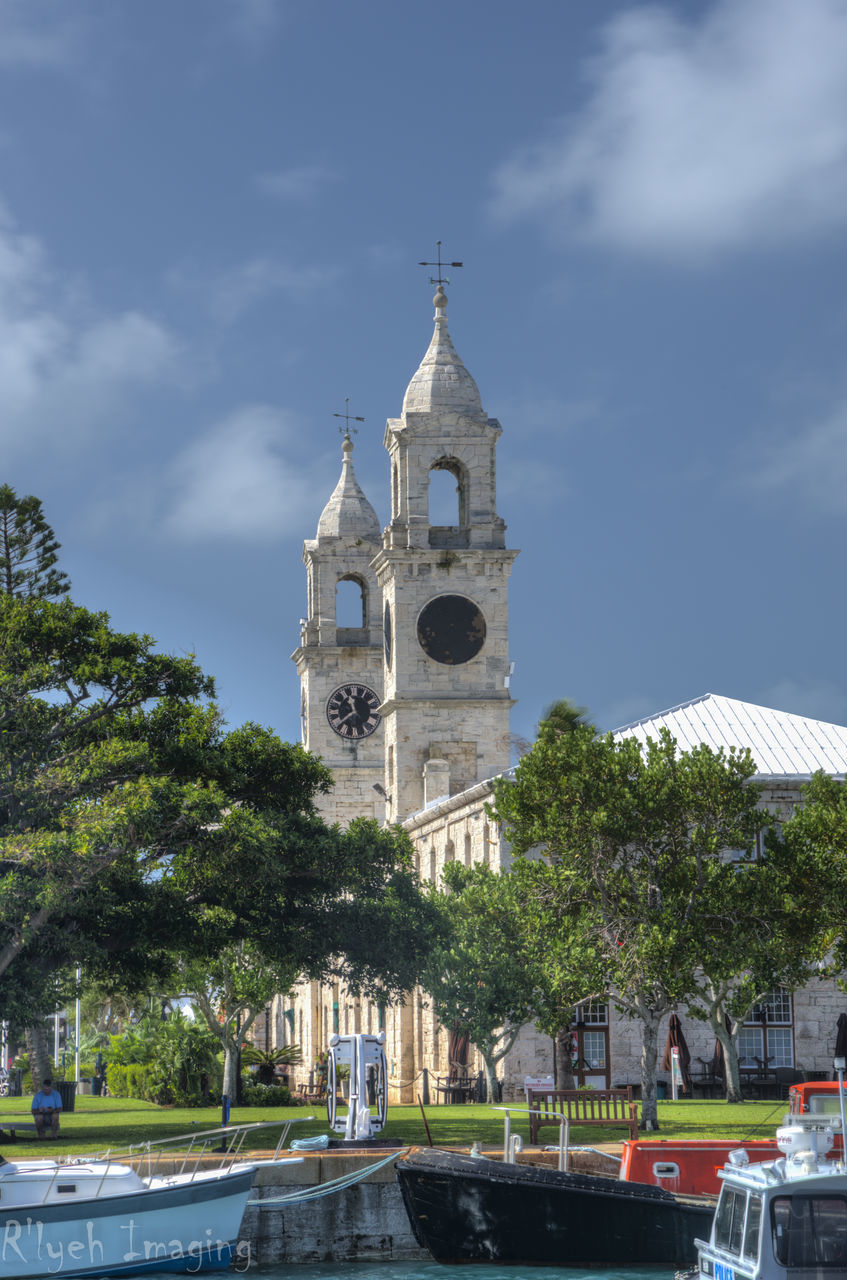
left=2, top=0, right=847, bottom=754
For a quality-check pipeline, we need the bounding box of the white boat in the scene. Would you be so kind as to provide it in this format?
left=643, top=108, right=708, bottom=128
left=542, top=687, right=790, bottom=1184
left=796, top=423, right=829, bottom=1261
left=693, top=1064, right=847, bottom=1280
left=0, top=1122, right=303, bottom=1279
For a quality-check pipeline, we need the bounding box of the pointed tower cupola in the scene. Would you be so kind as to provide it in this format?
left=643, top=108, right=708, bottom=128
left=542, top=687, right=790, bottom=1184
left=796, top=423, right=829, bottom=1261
left=316, top=431, right=381, bottom=542
left=300, top=429, right=382, bottom=649
left=383, top=285, right=506, bottom=552
left=402, top=285, right=484, bottom=417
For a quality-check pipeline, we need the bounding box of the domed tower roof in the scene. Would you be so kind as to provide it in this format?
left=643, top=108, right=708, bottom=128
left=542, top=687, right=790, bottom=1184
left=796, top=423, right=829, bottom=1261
left=316, top=432, right=380, bottom=541
left=402, top=284, right=484, bottom=416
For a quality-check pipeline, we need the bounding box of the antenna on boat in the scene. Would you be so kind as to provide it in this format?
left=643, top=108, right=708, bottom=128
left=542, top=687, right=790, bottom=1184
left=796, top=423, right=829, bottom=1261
left=834, top=1054, right=847, bottom=1165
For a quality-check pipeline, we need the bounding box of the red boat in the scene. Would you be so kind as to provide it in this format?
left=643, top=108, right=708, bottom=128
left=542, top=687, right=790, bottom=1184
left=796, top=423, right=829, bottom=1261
left=619, top=1080, right=845, bottom=1195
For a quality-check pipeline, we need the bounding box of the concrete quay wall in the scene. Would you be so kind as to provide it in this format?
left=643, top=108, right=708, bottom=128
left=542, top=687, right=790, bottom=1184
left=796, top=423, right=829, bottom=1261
left=240, top=1150, right=428, bottom=1265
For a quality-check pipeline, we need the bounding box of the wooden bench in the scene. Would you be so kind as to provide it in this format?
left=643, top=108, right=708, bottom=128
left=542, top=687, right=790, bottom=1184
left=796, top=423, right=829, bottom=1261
left=527, top=1087, right=639, bottom=1144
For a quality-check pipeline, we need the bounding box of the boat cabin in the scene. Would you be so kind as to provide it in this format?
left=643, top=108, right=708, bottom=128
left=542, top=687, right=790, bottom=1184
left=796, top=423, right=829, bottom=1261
left=788, top=1081, right=847, bottom=1117
left=696, top=1124, right=847, bottom=1280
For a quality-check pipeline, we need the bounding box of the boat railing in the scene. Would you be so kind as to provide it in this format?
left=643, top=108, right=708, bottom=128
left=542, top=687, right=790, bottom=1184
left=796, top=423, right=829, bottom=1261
left=489, top=1105, right=571, bottom=1172
left=37, top=1117, right=316, bottom=1202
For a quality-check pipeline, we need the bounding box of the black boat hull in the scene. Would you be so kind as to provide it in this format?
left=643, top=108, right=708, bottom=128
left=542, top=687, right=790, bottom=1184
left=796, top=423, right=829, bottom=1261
left=395, top=1147, right=714, bottom=1267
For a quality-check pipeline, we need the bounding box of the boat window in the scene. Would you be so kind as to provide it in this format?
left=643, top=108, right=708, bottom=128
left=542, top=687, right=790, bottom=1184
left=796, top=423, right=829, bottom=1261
left=715, top=1187, right=747, bottom=1255
left=57, top=1184, right=77, bottom=1194
left=809, top=1096, right=843, bottom=1116
left=653, top=1162, right=680, bottom=1179
left=742, top=1194, right=762, bottom=1261
left=772, top=1195, right=847, bottom=1267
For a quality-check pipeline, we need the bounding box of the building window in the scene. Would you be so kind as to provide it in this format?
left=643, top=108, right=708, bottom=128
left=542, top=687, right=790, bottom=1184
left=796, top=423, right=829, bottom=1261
left=738, top=990, right=794, bottom=1068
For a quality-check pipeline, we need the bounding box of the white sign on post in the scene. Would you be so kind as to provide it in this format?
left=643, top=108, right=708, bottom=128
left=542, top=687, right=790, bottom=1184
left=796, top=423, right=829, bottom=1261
left=524, top=1075, right=555, bottom=1102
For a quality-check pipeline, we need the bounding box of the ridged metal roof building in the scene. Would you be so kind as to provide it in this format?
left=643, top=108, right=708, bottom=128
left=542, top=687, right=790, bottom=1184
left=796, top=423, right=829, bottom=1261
left=614, top=692, right=847, bottom=780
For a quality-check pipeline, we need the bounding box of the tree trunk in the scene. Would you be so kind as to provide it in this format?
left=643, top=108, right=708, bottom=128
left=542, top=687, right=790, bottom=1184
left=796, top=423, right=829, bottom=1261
left=480, top=1052, right=500, bottom=1103
left=711, top=1015, right=745, bottom=1103
left=222, top=1036, right=240, bottom=1102
left=554, top=1026, right=576, bottom=1089
left=26, top=1022, right=51, bottom=1091
left=638, top=1007, right=665, bottom=1130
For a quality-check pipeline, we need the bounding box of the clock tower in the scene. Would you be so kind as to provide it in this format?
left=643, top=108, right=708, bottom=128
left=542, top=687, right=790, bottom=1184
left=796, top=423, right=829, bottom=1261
left=373, top=284, right=518, bottom=823
left=291, top=430, right=384, bottom=825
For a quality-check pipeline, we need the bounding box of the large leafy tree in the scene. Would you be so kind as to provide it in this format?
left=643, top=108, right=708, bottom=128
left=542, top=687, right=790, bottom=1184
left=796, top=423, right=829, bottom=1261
left=419, top=862, right=539, bottom=1102
left=776, top=773, right=847, bottom=980
left=0, top=594, right=215, bottom=990
left=492, top=722, right=767, bottom=1128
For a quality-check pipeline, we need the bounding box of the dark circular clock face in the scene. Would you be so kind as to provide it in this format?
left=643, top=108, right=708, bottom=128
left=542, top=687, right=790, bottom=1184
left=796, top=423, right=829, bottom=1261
left=326, top=684, right=381, bottom=739
left=417, top=594, right=486, bottom=665
left=383, top=602, right=392, bottom=669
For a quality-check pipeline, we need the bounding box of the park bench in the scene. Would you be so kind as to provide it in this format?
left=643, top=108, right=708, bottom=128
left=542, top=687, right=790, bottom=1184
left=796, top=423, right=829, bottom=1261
left=527, top=1087, right=639, bottom=1144
left=0, top=1120, right=40, bottom=1142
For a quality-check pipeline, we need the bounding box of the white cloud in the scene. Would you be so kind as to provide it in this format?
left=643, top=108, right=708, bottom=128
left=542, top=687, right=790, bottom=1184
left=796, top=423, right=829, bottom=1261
left=162, top=405, right=324, bottom=542
left=0, top=207, right=180, bottom=455
left=0, top=1, right=81, bottom=67
left=492, top=0, right=847, bottom=257
left=749, top=393, right=847, bottom=512
left=255, top=164, right=339, bottom=203
left=169, top=255, right=337, bottom=324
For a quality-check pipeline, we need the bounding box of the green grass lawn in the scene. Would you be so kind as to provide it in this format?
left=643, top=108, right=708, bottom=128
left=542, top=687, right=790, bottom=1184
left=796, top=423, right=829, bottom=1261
left=0, top=1094, right=794, bottom=1159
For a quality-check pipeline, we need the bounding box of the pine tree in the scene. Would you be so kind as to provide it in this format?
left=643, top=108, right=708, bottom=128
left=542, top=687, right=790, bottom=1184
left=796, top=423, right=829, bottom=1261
left=0, top=485, right=70, bottom=599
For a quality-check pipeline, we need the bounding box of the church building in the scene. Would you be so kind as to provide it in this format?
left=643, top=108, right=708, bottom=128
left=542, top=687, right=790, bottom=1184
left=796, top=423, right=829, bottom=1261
left=274, top=284, right=847, bottom=1103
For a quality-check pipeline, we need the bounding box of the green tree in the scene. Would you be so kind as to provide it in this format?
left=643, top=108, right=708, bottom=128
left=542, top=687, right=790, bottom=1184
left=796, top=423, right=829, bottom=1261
left=0, top=594, right=215, bottom=994
left=772, top=772, right=847, bottom=985
left=492, top=723, right=766, bottom=1129
left=179, top=942, right=299, bottom=1103
left=420, top=862, right=538, bottom=1102
left=0, top=485, right=70, bottom=600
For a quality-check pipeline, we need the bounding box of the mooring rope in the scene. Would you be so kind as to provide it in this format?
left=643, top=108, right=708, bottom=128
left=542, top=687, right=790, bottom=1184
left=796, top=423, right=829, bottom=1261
left=247, top=1146, right=407, bottom=1206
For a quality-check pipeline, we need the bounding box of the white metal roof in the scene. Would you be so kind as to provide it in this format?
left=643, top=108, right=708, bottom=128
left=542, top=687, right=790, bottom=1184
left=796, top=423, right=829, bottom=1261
left=613, top=692, right=847, bottom=779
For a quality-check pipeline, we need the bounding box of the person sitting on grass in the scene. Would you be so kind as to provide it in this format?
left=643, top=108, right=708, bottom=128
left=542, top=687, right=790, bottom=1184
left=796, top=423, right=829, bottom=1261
left=31, top=1078, right=63, bottom=1139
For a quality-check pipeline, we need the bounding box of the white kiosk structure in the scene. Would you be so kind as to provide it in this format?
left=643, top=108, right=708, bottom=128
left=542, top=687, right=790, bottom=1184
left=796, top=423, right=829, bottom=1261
left=327, top=1032, right=388, bottom=1142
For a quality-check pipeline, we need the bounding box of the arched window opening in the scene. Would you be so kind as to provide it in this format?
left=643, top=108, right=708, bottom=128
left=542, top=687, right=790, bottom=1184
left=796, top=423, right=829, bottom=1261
left=336, top=575, right=368, bottom=643
left=428, top=457, right=469, bottom=548
left=464, top=832, right=472, bottom=867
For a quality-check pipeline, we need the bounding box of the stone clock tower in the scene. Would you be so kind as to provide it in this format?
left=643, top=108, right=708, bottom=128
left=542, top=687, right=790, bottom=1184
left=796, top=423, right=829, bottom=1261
left=291, top=430, right=384, bottom=825
left=373, top=283, right=518, bottom=823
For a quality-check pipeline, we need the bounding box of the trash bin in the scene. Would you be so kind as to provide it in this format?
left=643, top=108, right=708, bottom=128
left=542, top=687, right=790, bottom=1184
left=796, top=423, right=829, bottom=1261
left=656, top=1080, right=668, bottom=1100
left=92, top=1075, right=103, bottom=1097
left=56, top=1079, right=75, bottom=1112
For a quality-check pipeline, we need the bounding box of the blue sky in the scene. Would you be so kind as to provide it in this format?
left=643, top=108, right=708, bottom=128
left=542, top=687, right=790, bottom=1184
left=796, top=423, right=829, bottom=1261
left=3, top=0, right=847, bottom=752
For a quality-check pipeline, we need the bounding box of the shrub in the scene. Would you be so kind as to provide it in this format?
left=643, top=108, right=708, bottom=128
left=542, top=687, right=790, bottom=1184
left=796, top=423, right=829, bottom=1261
left=241, top=1082, right=292, bottom=1107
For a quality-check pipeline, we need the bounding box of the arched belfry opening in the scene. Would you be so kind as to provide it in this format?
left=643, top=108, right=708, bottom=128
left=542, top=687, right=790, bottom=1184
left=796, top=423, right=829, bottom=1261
left=336, top=574, right=368, bottom=643
left=428, top=456, right=469, bottom=548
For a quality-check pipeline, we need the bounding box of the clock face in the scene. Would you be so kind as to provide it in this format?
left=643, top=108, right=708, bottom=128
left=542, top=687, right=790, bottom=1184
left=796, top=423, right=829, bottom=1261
left=326, top=684, right=381, bottom=739
left=383, top=602, right=393, bottom=669
left=417, top=594, right=486, bottom=665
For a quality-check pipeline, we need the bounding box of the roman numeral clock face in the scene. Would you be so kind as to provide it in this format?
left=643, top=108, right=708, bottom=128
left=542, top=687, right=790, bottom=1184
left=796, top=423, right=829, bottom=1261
left=326, top=684, right=381, bottom=739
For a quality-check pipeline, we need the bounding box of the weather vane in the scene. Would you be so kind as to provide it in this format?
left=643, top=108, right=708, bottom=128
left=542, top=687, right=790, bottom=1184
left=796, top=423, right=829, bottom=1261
left=333, top=397, right=365, bottom=439
left=418, top=240, right=463, bottom=286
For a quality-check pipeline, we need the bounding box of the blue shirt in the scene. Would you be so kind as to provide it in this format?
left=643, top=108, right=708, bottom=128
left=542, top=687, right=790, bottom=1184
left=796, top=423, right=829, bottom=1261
left=31, top=1088, right=62, bottom=1112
